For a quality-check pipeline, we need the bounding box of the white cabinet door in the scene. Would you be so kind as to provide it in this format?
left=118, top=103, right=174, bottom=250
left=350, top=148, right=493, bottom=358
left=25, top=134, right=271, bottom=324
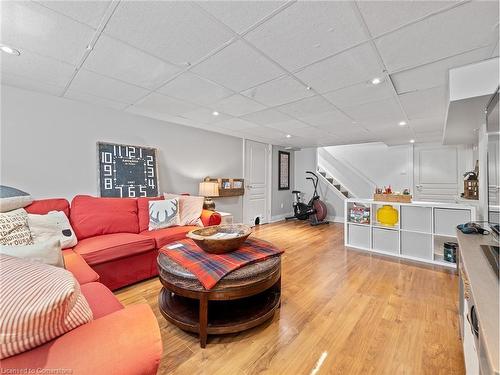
left=414, top=145, right=463, bottom=202
left=243, top=140, right=270, bottom=226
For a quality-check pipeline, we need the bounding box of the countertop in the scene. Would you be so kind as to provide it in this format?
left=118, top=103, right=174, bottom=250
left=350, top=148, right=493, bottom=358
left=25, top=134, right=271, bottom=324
left=457, top=230, right=499, bottom=374
left=346, top=198, right=477, bottom=211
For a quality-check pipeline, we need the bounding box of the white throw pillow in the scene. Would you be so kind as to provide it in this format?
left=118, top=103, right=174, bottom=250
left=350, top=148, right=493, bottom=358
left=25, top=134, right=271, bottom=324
left=0, top=238, right=64, bottom=268
left=164, top=193, right=204, bottom=226
left=28, top=211, right=77, bottom=249
left=148, top=198, right=180, bottom=231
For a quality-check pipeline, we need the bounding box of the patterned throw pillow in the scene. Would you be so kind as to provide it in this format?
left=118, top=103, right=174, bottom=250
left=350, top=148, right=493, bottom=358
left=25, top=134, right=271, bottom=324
left=0, top=254, right=93, bottom=359
left=0, top=209, right=33, bottom=246
left=164, top=193, right=204, bottom=226
left=0, top=238, right=64, bottom=268
left=28, top=211, right=77, bottom=249
left=148, top=198, right=180, bottom=230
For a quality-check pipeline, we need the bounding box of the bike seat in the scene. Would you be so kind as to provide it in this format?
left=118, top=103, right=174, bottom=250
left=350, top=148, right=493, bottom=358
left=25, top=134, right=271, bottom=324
left=292, top=190, right=301, bottom=194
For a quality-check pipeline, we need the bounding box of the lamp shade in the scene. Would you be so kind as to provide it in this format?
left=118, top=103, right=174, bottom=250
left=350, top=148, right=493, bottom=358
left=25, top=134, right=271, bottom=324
left=199, top=181, right=219, bottom=197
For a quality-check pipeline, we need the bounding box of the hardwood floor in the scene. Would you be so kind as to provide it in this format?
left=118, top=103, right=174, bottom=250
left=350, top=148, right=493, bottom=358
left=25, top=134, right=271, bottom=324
left=115, top=221, right=465, bottom=375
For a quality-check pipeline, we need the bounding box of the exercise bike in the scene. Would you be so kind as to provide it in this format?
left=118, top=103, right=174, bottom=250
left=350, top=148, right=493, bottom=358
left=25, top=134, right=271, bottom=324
left=285, top=171, right=329, bottom=226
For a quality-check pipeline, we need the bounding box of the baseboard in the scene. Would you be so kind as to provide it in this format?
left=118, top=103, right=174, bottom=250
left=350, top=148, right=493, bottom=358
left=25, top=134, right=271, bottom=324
left=270, top=213, right=294, bottom=223
left=327, top=215, right=344, bottom=223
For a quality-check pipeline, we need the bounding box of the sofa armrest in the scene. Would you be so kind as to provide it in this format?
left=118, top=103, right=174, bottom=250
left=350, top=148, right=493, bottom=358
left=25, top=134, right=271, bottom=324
left=1, top=304, right=162, bottom=375
left=63, top=249, right=100, bottom=285
left=200, top=209, right=221, bottom=226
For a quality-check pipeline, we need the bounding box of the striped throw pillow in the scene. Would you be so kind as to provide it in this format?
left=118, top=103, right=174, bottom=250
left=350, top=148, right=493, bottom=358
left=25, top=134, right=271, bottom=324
left=0, top=254, right=93, bottom=359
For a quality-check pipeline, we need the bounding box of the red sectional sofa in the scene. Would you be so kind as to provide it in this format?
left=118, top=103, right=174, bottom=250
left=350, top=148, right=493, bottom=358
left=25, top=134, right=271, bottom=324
left=2, top=246, right=162, bottom=375
left=1, top=195, right=221, bottom=374
left=25, top=195, right=221, bottom=290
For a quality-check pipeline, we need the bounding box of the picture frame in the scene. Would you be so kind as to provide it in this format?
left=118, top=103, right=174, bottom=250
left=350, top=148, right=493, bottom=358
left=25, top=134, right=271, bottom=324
left=278, top=151, right=290, bottom=190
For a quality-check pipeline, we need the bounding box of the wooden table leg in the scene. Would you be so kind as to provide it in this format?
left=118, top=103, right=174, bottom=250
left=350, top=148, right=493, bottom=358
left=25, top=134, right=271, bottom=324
left=199, top=294, right=208, bottom=348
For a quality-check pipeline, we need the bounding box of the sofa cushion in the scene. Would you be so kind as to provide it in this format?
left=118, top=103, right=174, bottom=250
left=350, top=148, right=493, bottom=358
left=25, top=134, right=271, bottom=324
left=80, top=282, right=123, bottom=319
left=25, top=198, right=70, bottom=217
left=0, top=254, right=93, bottom=359
left=70, top=195, right=139, bottom=240
left=73, top=233, right=155, bottom=266
left=62, top=249, right=99, bottom=285
left=137, top=196, right=164, bottom=232
left=140, top=226, right=197, bottom=248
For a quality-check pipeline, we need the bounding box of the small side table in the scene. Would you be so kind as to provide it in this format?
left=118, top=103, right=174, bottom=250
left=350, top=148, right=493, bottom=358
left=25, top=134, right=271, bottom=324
left=217, top=211, right=233, bottom=224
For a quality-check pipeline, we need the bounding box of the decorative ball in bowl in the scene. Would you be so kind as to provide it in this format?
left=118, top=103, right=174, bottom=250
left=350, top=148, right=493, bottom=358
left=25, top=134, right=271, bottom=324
left=186, top=224, right=252, bottom=254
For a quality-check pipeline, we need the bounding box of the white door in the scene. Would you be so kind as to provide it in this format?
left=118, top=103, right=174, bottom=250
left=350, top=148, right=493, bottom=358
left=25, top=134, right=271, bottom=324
left=243, top=140, right=270, bottom=226
left=414, top=145, right=462, bottom=202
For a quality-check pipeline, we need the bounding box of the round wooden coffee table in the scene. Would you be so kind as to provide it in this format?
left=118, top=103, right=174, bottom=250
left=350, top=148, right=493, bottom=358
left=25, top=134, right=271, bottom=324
left=157, top=252, right=281, bottom=348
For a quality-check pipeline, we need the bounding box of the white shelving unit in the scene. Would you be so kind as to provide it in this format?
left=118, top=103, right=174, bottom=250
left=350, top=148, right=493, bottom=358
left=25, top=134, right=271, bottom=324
left=344, top=198, right=476, bottom=268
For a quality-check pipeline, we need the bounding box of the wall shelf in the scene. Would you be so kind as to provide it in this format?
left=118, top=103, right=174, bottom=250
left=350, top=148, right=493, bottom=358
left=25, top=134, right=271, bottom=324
left=344, top=198, right=476, bottom=269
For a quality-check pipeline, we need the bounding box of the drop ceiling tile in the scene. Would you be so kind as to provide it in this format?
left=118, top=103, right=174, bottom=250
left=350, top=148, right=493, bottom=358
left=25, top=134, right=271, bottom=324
left=84, top=35, right=181, bottom=90
left=158, top=72, right=233, bottom=106
left=181, top=108, right=232, bottom=124
left=411, top=117, right=445, bottom=133
left=241, top=76, right=314, bottom=107
left=264, top=119, right=311, bottom=132
left=242, top=126, right=287, bottom=138
left=357, top=1, right=458, bottom=37
left=324, top=80, right=394, bottom=109
left=289, top=126, right=332, bottom=138
left=1, top=1, right=95, bottom=65
left=414, top=131, right=444, bottom=143
left=276, top=95, right=336, bottom=119
left=391, top=47, right=492, bottom=94
left=70, top=69, right=149, bottom=103
left=216, top=118, right=259, bottom=131
left=191, top=40, right=285, bottom=92
left=399, top=85, right=447, bottom=120
left=342, top=97, right=406, bottom=127
left=241, top=108, right=293, bottom=125
left=1, top=73, right=64, bottom=96
left=196, top=1, right=285, bottom=33
left=295, top=43, right=384, bottom=93
left=1, top=49, right=75, bottom=87
left=104, top=2, right=234, bottom=65
left=213, top=94, right=266, bottom=116
left=64, top=89, right=128, bottom=110
left=299, top=110, right=353, bottom=130
left=375, top=1, right=500, bottom=72
left=35, top=1, right=111, bottom=28
left=244, top=1, right=367, bottom=70
left=131, top=92, right=199, bottom=118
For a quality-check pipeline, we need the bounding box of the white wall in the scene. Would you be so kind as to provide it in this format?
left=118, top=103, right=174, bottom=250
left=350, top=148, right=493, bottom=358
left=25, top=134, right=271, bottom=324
left=322, top=143, right=413, bottom=194
left=294, top=148, right=344, bottom=222
left=0, top=86, right=244, bottom=221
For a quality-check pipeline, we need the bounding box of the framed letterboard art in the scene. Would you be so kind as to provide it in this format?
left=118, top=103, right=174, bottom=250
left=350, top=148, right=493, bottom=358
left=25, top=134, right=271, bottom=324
left=278, top=151, right=290, bottom=190
left=97, top=142, right=159, bottom=198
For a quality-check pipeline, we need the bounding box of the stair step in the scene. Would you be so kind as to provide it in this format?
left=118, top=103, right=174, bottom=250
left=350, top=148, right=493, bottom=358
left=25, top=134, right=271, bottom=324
left=341, top=191, right=349, bottom=197
left=334, top=184, right=341, bottom=190
left=326, top=177, right=334, bottom=183
left=319, top=171, right=326, bottom=177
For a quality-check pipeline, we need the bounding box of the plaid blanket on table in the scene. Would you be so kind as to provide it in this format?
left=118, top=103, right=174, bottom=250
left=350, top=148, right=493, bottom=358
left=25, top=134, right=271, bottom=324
left=160, top=237, right=284, bottom=290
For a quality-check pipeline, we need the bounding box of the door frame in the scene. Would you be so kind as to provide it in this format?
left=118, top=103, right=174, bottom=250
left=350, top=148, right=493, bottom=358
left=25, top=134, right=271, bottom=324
left=242, top=138, right=272, bottom=225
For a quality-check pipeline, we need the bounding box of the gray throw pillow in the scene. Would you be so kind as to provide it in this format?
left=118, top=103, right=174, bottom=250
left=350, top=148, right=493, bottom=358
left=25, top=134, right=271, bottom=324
left=0, top=186, right=33, bottom=213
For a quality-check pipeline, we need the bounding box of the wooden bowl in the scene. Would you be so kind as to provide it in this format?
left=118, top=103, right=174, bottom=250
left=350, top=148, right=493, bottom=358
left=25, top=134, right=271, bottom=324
left=186, top=224, right=252, bottom=254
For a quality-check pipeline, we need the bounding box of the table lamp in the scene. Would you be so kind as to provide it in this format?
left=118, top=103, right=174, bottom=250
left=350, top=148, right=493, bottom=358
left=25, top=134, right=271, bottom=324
left=199, top=181, right=219, bottom=211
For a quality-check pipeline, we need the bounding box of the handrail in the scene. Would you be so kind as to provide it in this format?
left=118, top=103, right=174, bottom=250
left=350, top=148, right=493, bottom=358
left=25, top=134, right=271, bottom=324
left=317, top=148, right=377, bottom=192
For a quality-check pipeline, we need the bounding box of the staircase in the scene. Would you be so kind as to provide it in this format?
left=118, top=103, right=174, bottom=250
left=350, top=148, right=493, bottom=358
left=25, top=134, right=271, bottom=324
left=317, top=169, right=353, bottom=199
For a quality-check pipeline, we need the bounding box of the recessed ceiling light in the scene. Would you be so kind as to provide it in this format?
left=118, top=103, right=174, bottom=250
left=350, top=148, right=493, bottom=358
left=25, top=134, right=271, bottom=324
left=398, top=121, right=407, bottom=126
left=306, top=86, right=312, bottom=90
left=0, top=44, right=20, bottom=56
left=285, top=146, right=292, bottom=150
left=371, top=77, right=382, bottom=85
left=286, top=134, right=292, bottom=138
left=409, top=139, right=415, bottom=143
left=212, top=111, right=219, bottom=116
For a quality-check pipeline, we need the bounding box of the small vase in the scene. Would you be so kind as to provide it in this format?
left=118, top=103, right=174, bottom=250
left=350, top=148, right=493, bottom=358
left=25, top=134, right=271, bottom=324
left=377, top=205, right=398, bottom=226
